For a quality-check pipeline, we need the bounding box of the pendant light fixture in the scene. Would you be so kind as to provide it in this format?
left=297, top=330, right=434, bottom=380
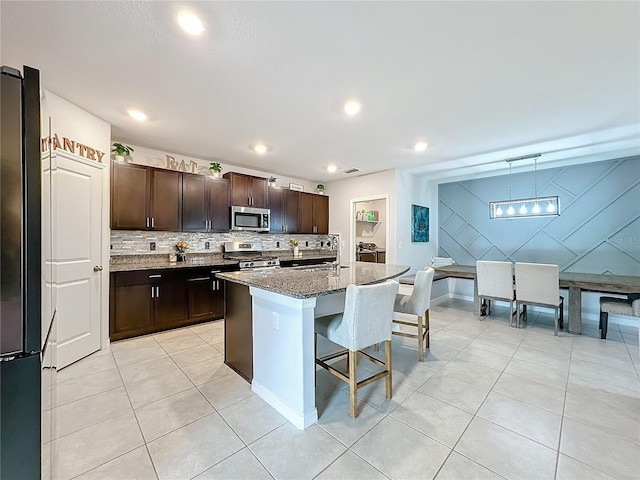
left=489, top=153, right=560, bottom=219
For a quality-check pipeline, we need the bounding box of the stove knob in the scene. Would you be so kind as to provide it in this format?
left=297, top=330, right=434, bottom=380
left=248, top=262, right=254, bottom=267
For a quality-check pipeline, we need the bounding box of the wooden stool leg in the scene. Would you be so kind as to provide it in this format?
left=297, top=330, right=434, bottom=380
left=425, top=309, right=430, bottom=349
left=384, top=340, right=392, bottom=399
left=349, top=350, right=358, bottom=418
left=417, top=314, right=424, bottom=362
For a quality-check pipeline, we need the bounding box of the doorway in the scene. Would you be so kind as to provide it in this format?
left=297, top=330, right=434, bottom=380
left=350, top=195, right=389, bottom=263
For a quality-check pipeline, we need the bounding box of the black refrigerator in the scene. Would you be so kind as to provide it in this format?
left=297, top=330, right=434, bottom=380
left=0, top=65, right=46, bottom=479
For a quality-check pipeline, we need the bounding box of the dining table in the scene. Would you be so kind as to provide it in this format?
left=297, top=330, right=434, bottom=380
left=433, top=264, right=640, bottom=334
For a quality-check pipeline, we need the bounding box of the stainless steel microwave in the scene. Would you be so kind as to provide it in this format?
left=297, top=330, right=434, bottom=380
left=230, top=206, right=270, bottom=232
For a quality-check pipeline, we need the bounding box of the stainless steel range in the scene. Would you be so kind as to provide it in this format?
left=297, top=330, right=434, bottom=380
left=223, top=241, right=280, bottom=269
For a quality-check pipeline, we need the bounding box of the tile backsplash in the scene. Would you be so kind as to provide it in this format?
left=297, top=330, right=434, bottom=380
left=110, top=231, right=336, bottom=255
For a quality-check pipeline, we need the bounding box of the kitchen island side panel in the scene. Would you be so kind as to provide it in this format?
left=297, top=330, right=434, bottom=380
left=224, top=281, right=253, bottom=381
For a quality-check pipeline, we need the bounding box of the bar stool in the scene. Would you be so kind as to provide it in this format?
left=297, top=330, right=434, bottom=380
left=314, top=280, right=398, bottom=418
left=391, top=267, right=435, bottom=362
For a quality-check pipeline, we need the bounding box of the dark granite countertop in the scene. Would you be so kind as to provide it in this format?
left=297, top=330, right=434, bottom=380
left=216, top=262, right=409, bottom=299
left=109, top=250, right=337, bottom=272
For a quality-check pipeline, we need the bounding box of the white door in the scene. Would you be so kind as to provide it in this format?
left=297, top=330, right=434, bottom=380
left=52, top=151, right=104, bottom=368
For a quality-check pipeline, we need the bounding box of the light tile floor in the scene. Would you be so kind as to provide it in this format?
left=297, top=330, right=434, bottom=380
left=47, top=299, right=640, bottom=480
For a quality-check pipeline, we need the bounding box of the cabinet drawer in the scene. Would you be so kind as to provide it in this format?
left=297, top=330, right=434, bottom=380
left=114, top=269, right=185, bottom=286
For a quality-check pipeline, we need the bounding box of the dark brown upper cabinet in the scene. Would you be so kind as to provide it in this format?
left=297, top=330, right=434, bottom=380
left=111, top=161, right=182, bottom=231
left=182, top=173, right=230, bottom=232
left=224, top=172, right=268, bottom=208
left=268, top=187, right=300, bottom=233
left=299, top=192, right=329, bottom=234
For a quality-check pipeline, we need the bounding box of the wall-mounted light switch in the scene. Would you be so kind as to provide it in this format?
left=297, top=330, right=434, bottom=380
left=205, top=242, right=210, bottom=250
left=150, top=242, right=156, bottom=251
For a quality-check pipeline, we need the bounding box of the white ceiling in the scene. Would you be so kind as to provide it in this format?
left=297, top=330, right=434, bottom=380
left=2, top=1, right=639, bottom=182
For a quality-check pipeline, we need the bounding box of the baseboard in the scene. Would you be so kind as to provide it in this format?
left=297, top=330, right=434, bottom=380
left=251, top=380, right=318, bottom=430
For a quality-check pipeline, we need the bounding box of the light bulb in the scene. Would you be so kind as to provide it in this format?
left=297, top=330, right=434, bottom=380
left=176, top=11, right=205, bottom=35
left=344, top=101, right=361, bottom=116
left=414, top=141, right=428, bottom=152
left=495, top=205, right=503, bottom=216
left=532, top=202, right=541, bottom=214
left=507, top=204, right=515, bottom=215
left=519, top=203, right=527, bottom=214
left=253, top=144, right=268, bottom=154
left=547, top=201, right=556, bottom=213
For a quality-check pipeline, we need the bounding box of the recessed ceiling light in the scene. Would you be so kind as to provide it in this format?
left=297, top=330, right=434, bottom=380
left=176, top=10, right=205, bottom=35
left=343, top=101, right=361, bottom=116
left=252, top=144, right=268, bottom=154
left=327, top=164, right=337, bottom=173
left=414, top=141, right=428, bottom=152
left=128, top=109, right=148, bottom=122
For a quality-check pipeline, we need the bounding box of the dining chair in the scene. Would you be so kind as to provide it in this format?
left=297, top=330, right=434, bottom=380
left=476, top=260, right=515, bottom=326
left=599, top=293, right=640, bottom=339
left=391, top=267, right=435, bottom=362
left=314, top=280, right=398, bottom=418
left=514, top=262, right=564, bottom=335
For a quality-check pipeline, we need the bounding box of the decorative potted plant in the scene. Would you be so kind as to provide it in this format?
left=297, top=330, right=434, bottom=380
left=210, top=162, right=222, bottom=178
left=269, top=176, right=277, bottom=187
left=112, top=142, right=134, bottom=162
left=175, top=241, right=189, bottom=262
left=316, top=184, right=325, bottom=194
left=289, top=238, right=300, bottom=258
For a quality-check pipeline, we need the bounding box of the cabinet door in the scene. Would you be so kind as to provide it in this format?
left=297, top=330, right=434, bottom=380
left=207, top=177, right=230, bottom=232
left=111, top=162, right=149, bottom=229
left=284, top=189, right=300, bottom=233
left=268, top=187, right=284, bottom=233
left=182, top=174, right=207, bottom=232
left=150, top=170, right=182, bottom=231
left=227, top=173, right=251, bottom=206
left=313, top=195, right=329, bottom=234
left=299, top=192, right=314, bottom=233
left=112, top=283, right=155, bottom=340
left=250, top=177, right=268, bottom=208
left=154, top=279, right=189, bottom=329
left=187, top=276, right=216, bottom=320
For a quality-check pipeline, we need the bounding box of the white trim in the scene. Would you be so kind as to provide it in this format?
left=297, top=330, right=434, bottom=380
left=349, top=194, right=390, bottom=263
left=251, top=380, right=318, bottom=430
left=49, top=149, right=107, bottom=170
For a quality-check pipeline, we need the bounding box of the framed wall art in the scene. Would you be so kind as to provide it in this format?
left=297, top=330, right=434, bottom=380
left=411, top=204, right=429, bottom=242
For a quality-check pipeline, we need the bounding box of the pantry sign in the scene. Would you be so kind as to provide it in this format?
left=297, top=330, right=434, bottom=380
left=41, top=134, right=106, bottom=163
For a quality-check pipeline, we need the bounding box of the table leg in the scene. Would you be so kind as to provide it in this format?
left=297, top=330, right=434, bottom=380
left=568, top=286, right=582, bottom=334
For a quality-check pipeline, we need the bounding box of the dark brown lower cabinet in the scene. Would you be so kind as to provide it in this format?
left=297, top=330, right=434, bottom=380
left=110, top=266, right=233, bottom=341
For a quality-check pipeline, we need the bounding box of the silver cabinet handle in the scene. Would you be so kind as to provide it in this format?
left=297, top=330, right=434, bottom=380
left=156, top=286, right=159, bottom=297
left=149, top=274, right=162, bottom=278
left=187, top=277, right=210, bottom=282
left=151, top=217, right=155, bottom=228
left=146, top=217, right=149, bottom=228
left=212, top=280, right=215, bottom=291
left=93, top=265, right=103, bottom=272
left=151, top=287, right=155, bottom=298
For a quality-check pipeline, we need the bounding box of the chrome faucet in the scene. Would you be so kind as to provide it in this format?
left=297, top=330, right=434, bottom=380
left=329, top=234, right=341, bottom=272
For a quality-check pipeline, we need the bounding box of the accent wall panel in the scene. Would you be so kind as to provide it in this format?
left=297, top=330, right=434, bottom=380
left=438, top=156, right=640, bottom=275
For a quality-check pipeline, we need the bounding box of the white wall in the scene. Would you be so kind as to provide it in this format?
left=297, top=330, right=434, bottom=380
left=327, top=170, right=397, bottom=264
left=118, top=144, right=318, bottom=193
left=41, top=89, right=111, bottom=350
left=395, top=170, right=439, bottom=273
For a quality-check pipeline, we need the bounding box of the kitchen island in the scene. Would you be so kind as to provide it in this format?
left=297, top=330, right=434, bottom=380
left=217, top=262, right=409, bottom=429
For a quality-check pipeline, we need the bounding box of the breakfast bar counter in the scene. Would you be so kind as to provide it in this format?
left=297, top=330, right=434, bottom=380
left=217, top=262, right=409, bottom=429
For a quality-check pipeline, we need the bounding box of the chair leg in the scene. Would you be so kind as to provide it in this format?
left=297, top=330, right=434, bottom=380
left=425, top=309, right=430, bottom=349
left=384, top=340, right=392, bottom=399
left=554, top=307, right=559, bottom=336
left=559, top=298, right=564, bottom=330
left=600, top=311, right=608, bottom=339
left=478, top=296, right=484, bottom=319
left=509, top=300, right=514, bottom=327
left=373, top=343, right=380, bottom=352
left=349, top=350, right=358, bottom=418
left=417, top=314, right=424, bottom=362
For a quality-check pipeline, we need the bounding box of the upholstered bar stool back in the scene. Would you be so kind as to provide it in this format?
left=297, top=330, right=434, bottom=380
left=476, top=261, right=515, bottom=325
left=392, top=267, right=435, bottom=361
left=515, top=262, right=564, bottom=335
left=599, top=293, right=640, bottom=339
left=314, top=280, right=398, bottom=418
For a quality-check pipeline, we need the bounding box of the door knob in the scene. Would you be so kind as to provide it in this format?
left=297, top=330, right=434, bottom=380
left=93, top=266, right=103, bottom=272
